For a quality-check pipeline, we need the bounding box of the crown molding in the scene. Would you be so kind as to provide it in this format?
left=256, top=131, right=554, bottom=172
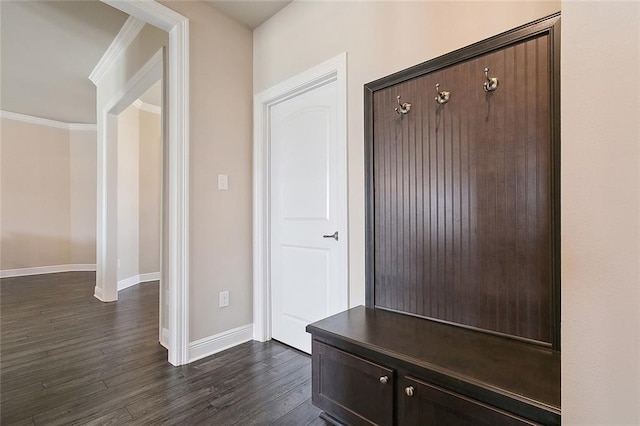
left=132, top=99, right=161, bottom=115
left=0, top=110, right=96, bottom=131
left=89, top=16, right=146, bottom=85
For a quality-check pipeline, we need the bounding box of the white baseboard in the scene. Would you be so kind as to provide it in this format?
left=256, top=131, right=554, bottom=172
left=160, top=327, right=169, bottom=349
left=117, top=272, right=160, bottom=291
left=189, top=324, right=254, bottom=363
left=0, top=264, right=96, bottom=279
left=94, top=285, right=105, bottom=301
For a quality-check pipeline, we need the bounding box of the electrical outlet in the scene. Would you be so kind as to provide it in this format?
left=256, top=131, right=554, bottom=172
left=117, top=259, right=121, bottom=268
left=219, top=291, right=229, bottom=308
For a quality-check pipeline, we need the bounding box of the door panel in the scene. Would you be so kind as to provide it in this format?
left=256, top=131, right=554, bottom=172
left=280, top=245, right=329, bottom=322
left=270, top=79, right=347, bottom=353
left=281, top=108, right=330, bottom=220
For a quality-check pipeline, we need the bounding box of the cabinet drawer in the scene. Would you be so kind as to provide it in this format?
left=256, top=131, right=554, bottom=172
left=312, top=340, right=394, bottom=426
left=399, top=376, right=538, bottom=426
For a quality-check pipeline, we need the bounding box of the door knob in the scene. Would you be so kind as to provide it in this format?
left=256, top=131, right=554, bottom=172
left=405, top=386, right=414, bottom=397
left=379, top=376, right=389, bottom=385
left=322, top=231, right=339, bottom=241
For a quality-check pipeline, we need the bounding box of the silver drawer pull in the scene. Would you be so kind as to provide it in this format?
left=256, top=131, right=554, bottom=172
left=405, top=386, right=414, bottom=397
left=379, top=376, right=388, bottom=385
left=322, top=231, right=339, bottom=241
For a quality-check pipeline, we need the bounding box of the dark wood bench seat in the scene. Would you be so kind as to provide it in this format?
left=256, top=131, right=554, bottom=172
left=307, top=306, right=560, bottom=425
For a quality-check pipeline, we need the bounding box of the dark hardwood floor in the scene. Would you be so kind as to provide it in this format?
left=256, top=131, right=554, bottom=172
left=0, top=272, right=328, bottom=425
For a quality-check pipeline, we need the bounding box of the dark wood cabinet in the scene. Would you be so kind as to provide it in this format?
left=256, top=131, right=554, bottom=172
left=398, top=376, right=537, bottom=426
left=312, top=341, right=394, bottom=426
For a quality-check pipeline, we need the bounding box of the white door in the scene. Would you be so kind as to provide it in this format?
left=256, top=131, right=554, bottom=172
left=270, top=78, right=347, bottom=354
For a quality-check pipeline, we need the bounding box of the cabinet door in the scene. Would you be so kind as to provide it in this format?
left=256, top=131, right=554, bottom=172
left=312, top=340, right=394, bottom=425
left=399, top=376, right=538, bottom=426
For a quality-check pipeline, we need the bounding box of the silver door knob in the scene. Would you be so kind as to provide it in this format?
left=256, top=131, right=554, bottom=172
left=405, top=386, right=414, bottom=397
left=322, top=231, right=339, bottom=241
left=379, top=376, right=388, bottom=385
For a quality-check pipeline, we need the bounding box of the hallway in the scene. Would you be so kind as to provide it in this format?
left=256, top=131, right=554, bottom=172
left=0, top=272, right=326, bottom=425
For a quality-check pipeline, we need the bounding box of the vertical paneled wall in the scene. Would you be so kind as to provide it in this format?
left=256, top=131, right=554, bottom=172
left=371, top=33, right=554, bottom=344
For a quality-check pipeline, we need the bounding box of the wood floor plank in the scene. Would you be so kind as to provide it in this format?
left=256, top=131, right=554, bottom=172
left=73, top=406, right=133, bottom=426
left=276, top=398, right=326, bottom=426
left=1, top=272, right=324, bottom=425
left=240, top=379, right=313, bottom=425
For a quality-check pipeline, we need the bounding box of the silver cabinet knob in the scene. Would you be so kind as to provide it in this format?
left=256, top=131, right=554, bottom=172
left=379, top=376, right=388, bottom=385
left=405, top=386, right=414, bottom=397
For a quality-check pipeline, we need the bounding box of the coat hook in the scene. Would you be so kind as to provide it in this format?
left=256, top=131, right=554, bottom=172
left=395, top=95, right=411, bottom=114
left=483, top=67, right=499, bottom=92
left=434, top=84, right=450, bottom=105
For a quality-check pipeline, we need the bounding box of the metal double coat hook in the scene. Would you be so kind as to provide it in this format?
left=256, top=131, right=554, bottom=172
left=434, top=84, right=450, bottom=105
left=395, top=96, right=411, bottom=115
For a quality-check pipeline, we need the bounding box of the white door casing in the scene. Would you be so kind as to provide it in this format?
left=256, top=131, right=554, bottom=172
left=96, top=0, right=189, bottom=366
left=253, top=53, right=348, bottom=351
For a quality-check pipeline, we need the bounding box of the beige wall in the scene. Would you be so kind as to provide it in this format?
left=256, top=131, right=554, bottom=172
left=116, top=104, right=162, bottom=281
left=562, top=1, right=640, bottom=424
left=139, top=109, right=161, bottom=275
left=161, top=1, right=254, bottom=341
left=1, top=117, right=96, bottom=270
left=1, top=118, right=70, bottom=269
left=253, top=0, right=560, bottom=310
left=117, top=104, right=140, bottom=281
left=69, top=129, right=97, bottom=264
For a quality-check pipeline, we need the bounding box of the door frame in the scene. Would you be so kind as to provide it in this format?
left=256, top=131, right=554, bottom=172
left=253, top=53, right=348, bottom=342
left=97, top=0, right=190, bottom=366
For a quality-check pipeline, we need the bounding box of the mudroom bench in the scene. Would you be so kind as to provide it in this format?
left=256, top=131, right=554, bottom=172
left=307, top=306, right=560, bottom=426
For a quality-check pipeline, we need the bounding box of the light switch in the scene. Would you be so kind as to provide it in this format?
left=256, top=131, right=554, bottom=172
left=218, top=174, right=228, bottom=190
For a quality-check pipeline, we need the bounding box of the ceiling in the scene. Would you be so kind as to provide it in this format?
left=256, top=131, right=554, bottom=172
left=0, top=1, right=128, bottom=124
left=204, top=0, right=291, bottom=29
left=0, top=0, right=289, bottom=124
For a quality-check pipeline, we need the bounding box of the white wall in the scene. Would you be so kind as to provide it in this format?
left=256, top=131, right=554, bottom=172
left=561, top=2, right=640, bottom=423
left=139, top=109, right=162, bottom=275
left=117, top=104, right=140, bottom=281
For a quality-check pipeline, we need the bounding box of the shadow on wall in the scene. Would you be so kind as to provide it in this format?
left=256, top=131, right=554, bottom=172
left=1, top=234, right=95, bottom=270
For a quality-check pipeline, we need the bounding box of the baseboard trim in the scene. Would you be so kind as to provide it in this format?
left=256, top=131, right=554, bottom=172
left=160, top=327, right=170, bottom=349
left=117, top=272, right=161, bottom=291
left=0, top=264, right=96, bottom=279
left=94, top=285, right=105, bottom=301
left=189, top=324, right=253, bottom=363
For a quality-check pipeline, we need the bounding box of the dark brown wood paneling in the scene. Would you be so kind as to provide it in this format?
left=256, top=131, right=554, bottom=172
left=370, top=30, right=555, bottom=345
